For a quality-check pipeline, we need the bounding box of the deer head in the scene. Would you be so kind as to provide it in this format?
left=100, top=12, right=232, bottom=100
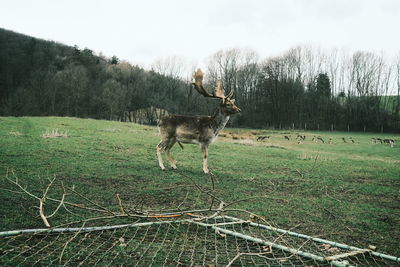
left=192, top=69, right=241, bottom=114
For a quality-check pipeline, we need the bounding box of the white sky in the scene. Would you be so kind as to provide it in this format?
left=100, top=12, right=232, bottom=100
left=1, top=0, right=400, bottom=70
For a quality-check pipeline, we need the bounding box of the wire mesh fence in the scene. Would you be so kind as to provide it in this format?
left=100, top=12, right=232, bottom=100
left=1, top=216, right=399, bottom=266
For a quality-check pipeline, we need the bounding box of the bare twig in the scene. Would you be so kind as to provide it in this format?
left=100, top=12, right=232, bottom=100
left=116, top=194, right=126, bottom=215
left=296, top=154, right=320, bottom=178
left=6, top=171, right=41, bottom=200
left=324, top=186, right=342, bottom=203
left=208, top=172, right=216, bottom=210
left=59, top=222, right=86, bottom=262
left=176, top=170, right=224, bottom=206
left=66, top=185, right=115, bottom=215
left=47, top=182, right=67, bottom=218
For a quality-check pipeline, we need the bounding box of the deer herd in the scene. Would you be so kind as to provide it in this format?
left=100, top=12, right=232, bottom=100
left=156, top=69, right=396, bottom=174
left=264, top=135, right=395, bottom=147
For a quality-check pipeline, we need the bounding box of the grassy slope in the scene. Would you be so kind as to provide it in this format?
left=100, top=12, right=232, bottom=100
left=0, top=117, right=399, bottom=256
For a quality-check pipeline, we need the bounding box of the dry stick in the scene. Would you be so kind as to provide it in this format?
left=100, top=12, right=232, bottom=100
left=268, top=223, right=302, bottom=244
left=6, top=172, right=41, bottom=200
left=116, top=194, right=126, bottom=215
left=43, top=176, right=57, bottom=198
left=38, top=176, right=57, bottom=227
left=208, top=172, right=216, bottom=210
left=39, top=179, right=56, bottom=227
left=309, top=154, right=320, bottom=173
left=47, top=197, right=108, bottom=213
left=266, top=223, right=316, bottom=261
left=7, top=174, right=106, bottom=226
left=53, top=215, right=129, bottom=228
left=7, top=171, right=273, bottom=228
left=5, top=174, right=127, bottom=227
left=7, top=173, right=57, bottom=227
left=296, top=154, right=320, bottom=178
left=62, top=203, right=84, bottom=217
left=156, top=184, right=197, bottom=191
left=222, top=220, right=323, bottom=266
left=39, top=199, right=51, bottom=227
left=175, top=169, right=224, bottom=207
left=226, top=252, right=241, bottom=267
left=52, top=208, right=223, bottom=229
left=324, top=186, right=342, bottom=203
left=6, top=173, right=104, bottom=214
left=176, top=190, right=190, bottom=210
left=11, top=171, right=219, bottom=222
left=207, top=201, right=226, bottom=220
left=59, top=222, right=86, bottom=263
left=47, top=182, right=67, bottom=218
left=0, top=188, right=26, bottom=194
left=66, top=186, right=115, bottom=215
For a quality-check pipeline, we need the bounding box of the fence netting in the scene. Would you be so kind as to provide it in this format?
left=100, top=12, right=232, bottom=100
left=1, top=215, right=398, bottom=266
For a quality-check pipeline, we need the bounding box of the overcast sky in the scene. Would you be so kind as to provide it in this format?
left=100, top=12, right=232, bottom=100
left=1, top=0, right=399, bottom=69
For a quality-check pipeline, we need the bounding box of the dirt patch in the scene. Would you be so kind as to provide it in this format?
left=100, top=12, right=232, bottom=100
left=41, top=129, right=69, bottom=138
left=232, top=139, right=256, bottom=146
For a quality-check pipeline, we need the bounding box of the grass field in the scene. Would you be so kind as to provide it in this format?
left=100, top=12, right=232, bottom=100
left=0, top=116, right=399, bottom=259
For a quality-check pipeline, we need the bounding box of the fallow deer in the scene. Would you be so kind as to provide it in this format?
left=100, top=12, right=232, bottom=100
left=257, top=135, right=270, bottom=141
left=156, top=69, right=241, bottom=174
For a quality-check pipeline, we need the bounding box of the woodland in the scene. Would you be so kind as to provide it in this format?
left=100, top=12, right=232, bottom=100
left=1, top=28, right=399, bottom=132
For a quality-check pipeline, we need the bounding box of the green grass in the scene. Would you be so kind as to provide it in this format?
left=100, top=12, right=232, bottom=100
left=0, top=116, right=399, bottom=256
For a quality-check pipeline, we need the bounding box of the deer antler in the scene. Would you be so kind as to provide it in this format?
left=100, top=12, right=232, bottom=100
left=226, top=90, right=234, bottom=99
left=193, top=69, right=234, bottom=100
left=214, top=80, right=225, bottom=98
left=193, top=69, right=214, bottom=98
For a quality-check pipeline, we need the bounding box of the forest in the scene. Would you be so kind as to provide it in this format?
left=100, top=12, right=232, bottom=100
left=1, top=28, right=399, bottom=132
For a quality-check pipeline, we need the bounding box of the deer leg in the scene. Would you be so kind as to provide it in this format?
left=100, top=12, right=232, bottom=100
left=157, top=141, right=167, bottom=170
left=165, top=139, right=177, bottom=169
left=201, top=144, right=209, bottom=174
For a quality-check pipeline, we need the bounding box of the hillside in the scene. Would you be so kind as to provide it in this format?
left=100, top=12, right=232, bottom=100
left=0, top=28, right=190, bottom=121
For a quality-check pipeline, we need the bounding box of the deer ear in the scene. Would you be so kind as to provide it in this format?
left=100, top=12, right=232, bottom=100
left=231, top=99, right=235, bottom=103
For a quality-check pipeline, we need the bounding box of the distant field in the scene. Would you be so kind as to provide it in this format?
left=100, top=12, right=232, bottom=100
left=0, top=117, right=399, bottom=259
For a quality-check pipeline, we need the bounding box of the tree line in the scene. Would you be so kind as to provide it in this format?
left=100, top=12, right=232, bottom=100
left=1, top=28, right=399, bottom=132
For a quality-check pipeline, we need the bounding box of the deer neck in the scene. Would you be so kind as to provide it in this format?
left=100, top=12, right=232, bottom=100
left=210, top=108, right=230, bottom=135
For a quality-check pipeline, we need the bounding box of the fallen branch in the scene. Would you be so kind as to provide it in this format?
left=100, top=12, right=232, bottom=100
left=39, top=199, right=50, bottom=227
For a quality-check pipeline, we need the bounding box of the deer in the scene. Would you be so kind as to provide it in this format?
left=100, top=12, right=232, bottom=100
left=156, top=69, right=241, bottom=174
left=257, top=135, right=270, bottom=141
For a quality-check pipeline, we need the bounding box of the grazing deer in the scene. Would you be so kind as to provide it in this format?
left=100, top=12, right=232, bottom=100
left=257, top=135, right=270, bottom=141
left=296, top=134, right=305, bottom=144
left=156, top=69, right=241, bottom=174
left=383, top=139, right=395, bottom=148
